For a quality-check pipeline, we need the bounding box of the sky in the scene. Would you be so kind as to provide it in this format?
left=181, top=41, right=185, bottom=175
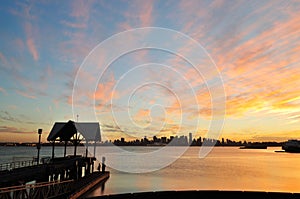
left=0, top=0, right=299, bottom=143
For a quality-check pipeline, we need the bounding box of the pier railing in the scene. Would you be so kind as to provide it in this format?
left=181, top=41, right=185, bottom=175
left=0, top=156, right=53, bottom=171
left=0, top=180, right=74, bottom=199
left=0, top=159, right=37, bottom=171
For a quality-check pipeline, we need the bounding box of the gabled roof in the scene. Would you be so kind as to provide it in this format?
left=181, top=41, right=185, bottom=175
left=47, top=120, right=101, bottom=142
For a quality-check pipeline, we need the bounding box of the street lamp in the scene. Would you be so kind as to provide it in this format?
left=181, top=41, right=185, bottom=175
left=37, top=129, right=42, bottom=165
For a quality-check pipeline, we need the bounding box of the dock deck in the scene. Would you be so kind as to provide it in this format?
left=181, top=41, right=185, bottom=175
left=0, top=156, right=110, bottom=199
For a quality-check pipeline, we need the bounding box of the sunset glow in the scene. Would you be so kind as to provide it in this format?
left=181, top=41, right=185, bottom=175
left=0, top=0, right=299, bottom=143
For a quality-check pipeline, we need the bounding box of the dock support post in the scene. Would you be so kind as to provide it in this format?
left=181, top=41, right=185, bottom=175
left=93, top=140, right=96, bottom=157
left=64, top=141, right=67, bottom=157
left=52, top=141, right=55, bottom=159
left=74, top=132, right=78, bottom=157
left=85, top=140, right=88, bottom=158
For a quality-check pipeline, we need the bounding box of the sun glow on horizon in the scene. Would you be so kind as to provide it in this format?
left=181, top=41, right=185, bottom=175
left=0, top=0, right=299, bottom=143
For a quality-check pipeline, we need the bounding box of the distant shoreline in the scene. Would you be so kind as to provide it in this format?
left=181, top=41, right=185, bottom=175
left=0, top=142, right=283, bottom=147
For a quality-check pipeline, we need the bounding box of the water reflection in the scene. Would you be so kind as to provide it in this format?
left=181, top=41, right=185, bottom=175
left=82, top=146, right=300, bottom=197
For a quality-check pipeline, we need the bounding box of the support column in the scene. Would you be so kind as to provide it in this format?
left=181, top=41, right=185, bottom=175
left=64, top=141, right=67, bottom=157
left=52, top=141, right=55, bottom=159
left=85, top=140, right=88, bottom=158
left=74, top=132, right=78, bottom=157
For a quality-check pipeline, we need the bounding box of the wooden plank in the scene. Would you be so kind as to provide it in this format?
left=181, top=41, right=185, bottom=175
left=69, top=172, right=110, bottom=199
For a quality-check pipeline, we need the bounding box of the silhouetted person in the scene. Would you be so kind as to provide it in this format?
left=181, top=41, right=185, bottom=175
left=97, top=163, right=101, bottom=171
left=101, top=156, right=106, bottom=173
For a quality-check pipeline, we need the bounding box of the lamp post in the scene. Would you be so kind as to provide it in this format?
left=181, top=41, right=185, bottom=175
left=37, top=129, right=42, bottom=165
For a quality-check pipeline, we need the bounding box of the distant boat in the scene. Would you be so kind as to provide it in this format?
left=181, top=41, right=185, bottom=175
left=147, top=142, right=167, bottom=146
left=282, top=140, right=300, bottom=153
left=239, top=143, right=267, bottom=149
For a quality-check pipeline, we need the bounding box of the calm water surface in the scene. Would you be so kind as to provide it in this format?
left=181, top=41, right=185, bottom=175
left=1, top=146, right=300, bottom=197
left=87, top=146, right=300, bottom=197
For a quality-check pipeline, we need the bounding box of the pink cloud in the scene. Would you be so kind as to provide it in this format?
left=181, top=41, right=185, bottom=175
left=0, top=87, right=6, bottom=94
left=118, top=22, right=133, bottom=31
left=139, top=1, right=153, bottom=27
left=24, top=20, right=39, bottom=61
left=26, top=37, right=39, bottom=61
left=61, top=20, right=87, bottom=29
left=0, top=52, right=8, bottom=65
left=16, top=90, right=36, bottom=99
left=70, top=0, right=94, bottom=20
left=13, top=2, right=40, bottom=62
left=118, top=0, right=154, bottom=30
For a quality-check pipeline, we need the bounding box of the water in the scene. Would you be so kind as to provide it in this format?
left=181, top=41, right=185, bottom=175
left=87, top=146, right=300, bottom=197
left=1, top=146, right=300, bottom=197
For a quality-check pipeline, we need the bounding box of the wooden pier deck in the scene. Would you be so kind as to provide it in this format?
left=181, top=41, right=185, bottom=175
left=70, top=171, right=109, bottom=199
left=0, top=156, right=110, bottom=199
left=0, top=121, right=108, bottom=198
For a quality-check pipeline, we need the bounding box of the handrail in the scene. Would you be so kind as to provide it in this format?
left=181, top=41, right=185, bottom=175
left=0, top=157, right=53, bottom=171
left=0, top=179, right=74, bottom=193
left=0, top=159, right=37, bottom=171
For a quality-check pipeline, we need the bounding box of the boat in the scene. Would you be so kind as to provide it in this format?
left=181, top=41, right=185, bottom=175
left=239, top=143, right=267, bottom=149
left=282, top=139, right=300, bottom=153
left=147, top=142, right=167, bottom=146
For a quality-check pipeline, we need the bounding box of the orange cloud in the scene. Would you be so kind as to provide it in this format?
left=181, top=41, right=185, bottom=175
left=200, top=8, right=300, bottom=122
left=132, top=109, right=152, bottom=126
left=94, top=72, right=119, bottom=106
left=135, top=109, right=150, bottom=118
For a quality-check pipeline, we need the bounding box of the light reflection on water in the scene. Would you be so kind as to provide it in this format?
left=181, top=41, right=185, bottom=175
left=87, top=146, right=300, bottom=197
left=1, top=146, right=300, bottom=196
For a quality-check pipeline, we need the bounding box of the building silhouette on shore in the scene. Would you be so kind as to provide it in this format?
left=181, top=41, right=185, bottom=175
left=99, top=133, right=283, bottom=147
left=0, top=133, right=284, bottom=147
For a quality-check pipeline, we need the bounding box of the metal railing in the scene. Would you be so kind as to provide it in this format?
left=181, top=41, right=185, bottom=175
left=0, top=159, right=37, bottom=171
left=0, top=180, right=74, bottom=199
left=0, top=156, right=53, bottom=171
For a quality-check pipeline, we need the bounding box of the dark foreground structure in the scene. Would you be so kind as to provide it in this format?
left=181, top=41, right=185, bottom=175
left=0, top=120, right=110, bottom=199
left=90, top=190, right=300, bottom=199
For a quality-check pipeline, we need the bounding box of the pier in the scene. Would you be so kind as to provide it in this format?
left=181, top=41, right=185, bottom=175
left=0, top=120, right=109, bottom=199
left=0, top=170, right=110, bottom=199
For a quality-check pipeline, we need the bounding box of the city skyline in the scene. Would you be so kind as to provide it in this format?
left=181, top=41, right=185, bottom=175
left=0, top=1, right=300, bottom=143
left=0, top=133, right=284, bottom=147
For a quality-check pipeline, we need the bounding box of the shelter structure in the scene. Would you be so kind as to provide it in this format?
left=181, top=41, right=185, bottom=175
left=0, top=120, right=109, bottom=198
left=47, top=120, right=101, bottom=159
